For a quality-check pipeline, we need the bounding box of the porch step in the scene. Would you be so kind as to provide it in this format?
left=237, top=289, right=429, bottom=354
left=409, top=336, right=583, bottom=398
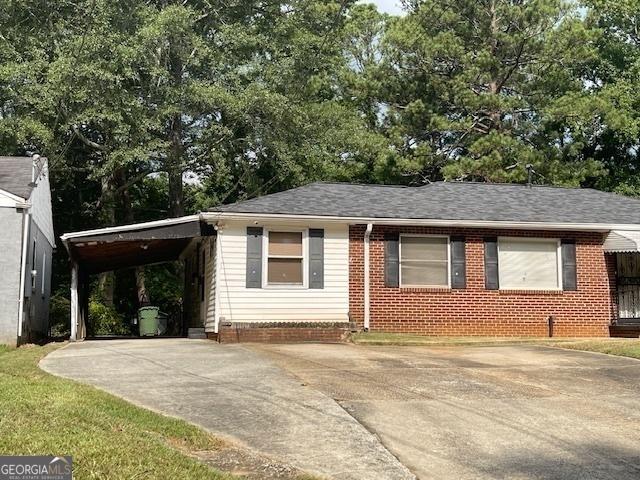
left=188, top=328, right=207, bottom=339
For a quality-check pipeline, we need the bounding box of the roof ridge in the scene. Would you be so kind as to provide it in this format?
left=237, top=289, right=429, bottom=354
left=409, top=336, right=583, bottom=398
left=437, top=180, right=584, bottom=190
left=311, top=181, right=411, bottom=188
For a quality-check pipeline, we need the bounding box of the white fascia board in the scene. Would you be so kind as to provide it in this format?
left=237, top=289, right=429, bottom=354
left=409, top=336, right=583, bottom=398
left=201, top=211, right=635, bottom=232
left=0, top=188, right=29, bottom=208
left=60, top=214, right=201, bottom=241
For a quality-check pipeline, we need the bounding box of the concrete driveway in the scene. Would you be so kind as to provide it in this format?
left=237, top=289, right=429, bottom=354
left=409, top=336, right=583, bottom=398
left=41, top=340, right=640, bottom=480
left=254, top=343, right=640, bottom=480
left=40, top=339, right=413, bottom=480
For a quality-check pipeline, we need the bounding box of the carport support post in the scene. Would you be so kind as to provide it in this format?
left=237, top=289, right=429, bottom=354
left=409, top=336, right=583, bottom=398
left=70, top=262, right=79, bottom=341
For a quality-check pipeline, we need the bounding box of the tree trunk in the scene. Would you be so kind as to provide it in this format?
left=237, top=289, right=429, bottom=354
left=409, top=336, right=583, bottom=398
left=167, top=112, right=184, bottom=218
left=487, top=0, right=502, bottom=131
left=97, top=175, right=115, bottom=306
left=97, top=272, right=114, bottom=306
left=167, top=39, right=185, bottom=218
left=135, top=266, right=150, bottom=305
left=116, top=168, right=151, bottom=307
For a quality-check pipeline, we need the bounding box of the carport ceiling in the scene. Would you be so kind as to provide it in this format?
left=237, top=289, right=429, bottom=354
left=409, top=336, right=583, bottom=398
left=64, top=217, right=214, bottom=274
left=69, top=238, right=193, bottom=273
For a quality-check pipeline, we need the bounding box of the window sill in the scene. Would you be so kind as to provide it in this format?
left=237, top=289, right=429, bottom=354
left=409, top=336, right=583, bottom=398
left=498, top=289, right=564, bottom=295
left=263, top=285, right=307, bottom=290
left=399, top=286, right=452, bottom=293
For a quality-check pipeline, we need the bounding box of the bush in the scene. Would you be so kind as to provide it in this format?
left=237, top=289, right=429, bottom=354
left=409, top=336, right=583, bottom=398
left=89, top=299, right=130, bottom=336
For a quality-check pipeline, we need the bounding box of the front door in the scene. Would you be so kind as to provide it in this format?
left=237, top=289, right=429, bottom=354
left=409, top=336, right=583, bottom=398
left=617, top=253, right=640, bottom=320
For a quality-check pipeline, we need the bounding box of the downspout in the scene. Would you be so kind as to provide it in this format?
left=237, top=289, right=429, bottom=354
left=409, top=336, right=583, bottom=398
left=213, top=224, right=222, bottom=334
left=18, top=155, right=38, bottom=340
left=17, top=208, right=31, bottom=340
left=363, top=223, right=373, bottom=332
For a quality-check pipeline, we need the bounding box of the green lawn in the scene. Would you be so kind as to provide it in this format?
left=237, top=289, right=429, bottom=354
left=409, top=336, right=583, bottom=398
left=551, top=339, right=640, bottom=359
left=349, top=332, right=640, bottom=360
left=0, top=343, right=237, bottom=480
left=349, top=332, right=575, bottom=346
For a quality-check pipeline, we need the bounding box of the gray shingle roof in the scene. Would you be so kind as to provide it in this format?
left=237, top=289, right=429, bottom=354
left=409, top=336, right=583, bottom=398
left=0, top=156, right=35, bottom=199
left=210, top=181, right=640, bottom=225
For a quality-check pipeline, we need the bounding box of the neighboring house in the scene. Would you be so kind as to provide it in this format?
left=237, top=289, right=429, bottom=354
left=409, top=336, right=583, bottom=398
left=0, top=156, right=55, bottom=346
left=63, top=182, right=640, bottom=342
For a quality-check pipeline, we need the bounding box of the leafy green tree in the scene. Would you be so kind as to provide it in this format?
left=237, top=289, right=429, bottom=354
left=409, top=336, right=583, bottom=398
left=380, top=0, right=603, bottom=185
left=578, top=0, right=640, bottom=196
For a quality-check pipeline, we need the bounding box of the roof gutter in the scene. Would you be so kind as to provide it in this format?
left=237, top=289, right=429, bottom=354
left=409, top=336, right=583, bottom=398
left=60, top=214, right=201, bottom=241
left=202, top=211, right=634, bottom=232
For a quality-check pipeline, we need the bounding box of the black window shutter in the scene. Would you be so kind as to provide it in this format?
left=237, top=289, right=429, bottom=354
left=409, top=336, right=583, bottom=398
left=384, top=232, right=400, bottom=287
left=561, top=239, right=577, bottom=291
left=309, top=229, right=324, bottom=289
left=246, top=227, right=263, bottom=288
left=484, top=237, right=499, bottom=290
left=450, top=236, right=466, bottom=289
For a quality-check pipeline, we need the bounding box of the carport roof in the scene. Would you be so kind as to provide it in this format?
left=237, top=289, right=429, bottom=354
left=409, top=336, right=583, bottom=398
left=62, top=216, right=214, bottom=273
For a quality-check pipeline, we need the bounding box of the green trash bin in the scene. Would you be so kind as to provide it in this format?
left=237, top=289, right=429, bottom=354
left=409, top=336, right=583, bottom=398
left=138, top=306, right=160, bottom=336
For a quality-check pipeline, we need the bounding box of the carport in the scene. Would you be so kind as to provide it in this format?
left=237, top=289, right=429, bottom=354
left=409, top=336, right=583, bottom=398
left=61, top=216, right=216, bottom=340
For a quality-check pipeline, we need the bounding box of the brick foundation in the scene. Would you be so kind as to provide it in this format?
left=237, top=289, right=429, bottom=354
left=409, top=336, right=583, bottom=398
left=214, top=322, right=350, bottom=343
left=350, top=225, right=617, bottom=337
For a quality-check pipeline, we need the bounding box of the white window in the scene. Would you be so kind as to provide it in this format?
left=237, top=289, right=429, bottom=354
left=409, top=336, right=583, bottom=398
left=30, top=240, right=37, bottom=293
left=400, top=235, right=450, bottom=287
left=498, top=238, right=561, bottom=290
left=265, top=230, right=306, bottom=286
left=41, top=252, right=46, bottom=296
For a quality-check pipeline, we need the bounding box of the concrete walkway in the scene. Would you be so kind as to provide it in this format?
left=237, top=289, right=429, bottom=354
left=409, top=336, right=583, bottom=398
left=40, top=339, right=414, bottom=480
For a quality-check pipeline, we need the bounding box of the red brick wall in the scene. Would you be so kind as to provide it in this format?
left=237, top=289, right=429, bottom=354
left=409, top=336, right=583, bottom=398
left=214, top=325, right=348, bottom=343
left=349, top=225, right=617, bottom=337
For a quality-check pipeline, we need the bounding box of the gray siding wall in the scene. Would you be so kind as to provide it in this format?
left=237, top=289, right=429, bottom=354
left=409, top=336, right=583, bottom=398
left=0, top=208, right=23, bottom=346
left=21, top=220, right=53, bottom=342
left=30, top=160, right=55, bottom=246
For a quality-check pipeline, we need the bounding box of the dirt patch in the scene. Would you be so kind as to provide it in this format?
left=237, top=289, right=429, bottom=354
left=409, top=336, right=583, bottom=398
left=177, top=441, right=317, bottom=480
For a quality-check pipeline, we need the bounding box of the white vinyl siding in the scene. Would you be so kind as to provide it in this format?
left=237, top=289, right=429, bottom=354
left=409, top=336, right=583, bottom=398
left=400, top=235, right=450, bottom=287
left=216, top=221, right=349, bottom=324
left=498, top=238, right=561, bottom=290
left=204, top=236, right=216, bottom=332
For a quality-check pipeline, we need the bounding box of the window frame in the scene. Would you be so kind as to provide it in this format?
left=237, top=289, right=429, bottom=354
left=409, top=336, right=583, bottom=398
left=497, top=237, right=563, bottom=291
left=399, top=234, right=451, bottom=288
left=262, top=227, right=309, bottom=289
left=41, top=252, right=46, bottom=297
left=30, top=239, right=37, bottom=293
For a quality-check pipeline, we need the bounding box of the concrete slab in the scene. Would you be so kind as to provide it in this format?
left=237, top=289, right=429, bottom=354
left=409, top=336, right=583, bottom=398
left=254, top=343, right=640, bottom=480
left=40, top=339, right=414, bottom=480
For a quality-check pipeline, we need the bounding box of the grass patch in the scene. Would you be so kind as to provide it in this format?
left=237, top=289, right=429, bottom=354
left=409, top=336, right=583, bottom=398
left=551, top=339, right=640, bottom=360
left=349, top=332, right=575, bottom=346
left=0, top=343, right=237, bottom=480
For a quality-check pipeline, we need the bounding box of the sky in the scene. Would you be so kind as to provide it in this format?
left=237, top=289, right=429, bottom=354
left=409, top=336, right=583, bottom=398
left=369, top=0, right=404, bottom=15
